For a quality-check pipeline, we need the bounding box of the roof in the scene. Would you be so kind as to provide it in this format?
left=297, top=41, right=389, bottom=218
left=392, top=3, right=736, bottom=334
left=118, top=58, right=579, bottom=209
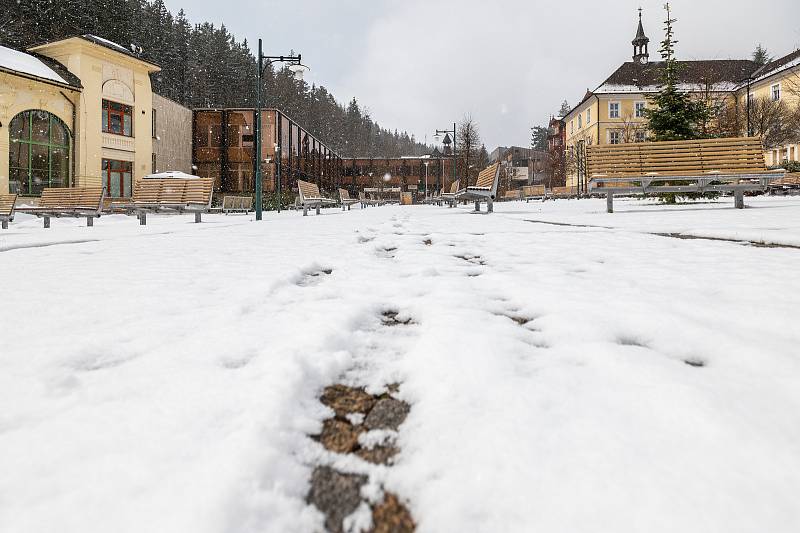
left=0, top=44, right=82, bottom=89
left=632, top=15, right=649, bottom=45
left=751, top=49, right=800, bottom=83
left=596, top=59, right=759, bottom=94
left=29, top=35, right=160, bottom=71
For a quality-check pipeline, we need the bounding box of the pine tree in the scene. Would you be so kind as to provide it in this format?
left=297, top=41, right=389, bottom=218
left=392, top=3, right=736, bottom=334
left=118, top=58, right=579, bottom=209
left=643, top=3, right=711, bottom=142
left=752, top=44, right=772, bottom=68
left=558, top=100, right=571, bottom=118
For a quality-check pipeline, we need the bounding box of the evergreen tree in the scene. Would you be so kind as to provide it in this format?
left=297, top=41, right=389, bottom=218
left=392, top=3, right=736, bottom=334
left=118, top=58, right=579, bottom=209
left=643, top=3, right=711, bottom=142
left=752, top=44, right=772, bottom=68
left=558, top=100, right=571, bottom=118
left=530, top=126, right=549, bottom=150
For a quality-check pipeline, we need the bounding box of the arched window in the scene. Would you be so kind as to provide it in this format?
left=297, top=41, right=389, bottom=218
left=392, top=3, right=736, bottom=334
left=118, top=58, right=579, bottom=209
left=9, top=110, right=71, bottom=196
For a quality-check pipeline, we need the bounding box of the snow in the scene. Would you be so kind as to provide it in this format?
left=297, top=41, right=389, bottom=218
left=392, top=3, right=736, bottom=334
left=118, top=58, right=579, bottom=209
left=0, top=45, right=68, bottom=85
left=1, top=196, right=800, bottom=532
left=596, top=81, right=740, bottom=94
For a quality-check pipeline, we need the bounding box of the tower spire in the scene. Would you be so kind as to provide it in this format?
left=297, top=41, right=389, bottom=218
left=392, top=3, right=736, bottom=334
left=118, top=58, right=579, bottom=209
left=632, top=7, right=650, bottom=64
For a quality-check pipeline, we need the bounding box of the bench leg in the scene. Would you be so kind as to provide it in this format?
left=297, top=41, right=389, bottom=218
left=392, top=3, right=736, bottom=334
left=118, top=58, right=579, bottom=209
left=195, top=212, right=202, bottom=223
left=316, top=205, right=320, bottom=215
left=734, top=190, right=744, bottom=209
left=140, top=212, right=147, bottom=226
left=1, top=220, right=7, bottom=230
left=87, top=216, right=94, bottom=227
left=44, top=216, right=50, bottom=229
left=606, top=192, right=614, bottom=213
left=303, top=205, right=308, bottom=216
left=488, top=199, right=494, bottom=213
left=474, top=201, right=480, bottom=212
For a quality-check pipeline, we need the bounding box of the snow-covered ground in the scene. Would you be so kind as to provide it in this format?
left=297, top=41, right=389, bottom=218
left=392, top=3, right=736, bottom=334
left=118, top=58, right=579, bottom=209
left=1, top=196, right=799, bottom=533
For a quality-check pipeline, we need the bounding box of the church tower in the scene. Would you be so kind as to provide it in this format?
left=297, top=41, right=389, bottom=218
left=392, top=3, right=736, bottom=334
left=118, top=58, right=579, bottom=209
left=632, top=8, right=650, bottom=65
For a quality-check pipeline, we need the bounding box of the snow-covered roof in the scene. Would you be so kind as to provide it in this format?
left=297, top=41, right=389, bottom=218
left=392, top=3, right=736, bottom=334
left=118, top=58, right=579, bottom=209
left=750, top=49, right=800, bottom=84
left=0, top=44, right=69, bottom=85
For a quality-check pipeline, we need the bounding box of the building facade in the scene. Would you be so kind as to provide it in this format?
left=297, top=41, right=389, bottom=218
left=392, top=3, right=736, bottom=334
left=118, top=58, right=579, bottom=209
left=192, top=108, right=343, bottom=196
left=342, top=156, right=455, bottom=196
left=1, top=35, right=162, bottom=198
left=561, top=12, right=800, bottom=190
left=152, top=93, right=192, bottom=174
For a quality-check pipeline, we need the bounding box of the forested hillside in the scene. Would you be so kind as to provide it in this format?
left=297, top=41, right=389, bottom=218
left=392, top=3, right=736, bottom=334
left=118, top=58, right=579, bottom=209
left=0, top=0, right=429, bottom=157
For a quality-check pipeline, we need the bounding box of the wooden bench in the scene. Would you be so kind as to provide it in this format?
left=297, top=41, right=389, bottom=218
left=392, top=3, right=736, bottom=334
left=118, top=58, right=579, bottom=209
left=126, top=178, right=214, bottom=225
left=297, top=180, right=336, bottom=216
left=549, top=186, right=576, bottom=199
left=339, top=188, right=360, bottom=210
left=439, top=180, right=461, bottom=207
left=522, top=185, right=546, bottom=202
left=768, top=173, right=800, bottom=194
left=221, top=195, right=253, bottom=215
left=16, top=187, right=104, bottom=228
left=587, top=137, right=785, bottom=213
left=455, top=163, right=501, bottom=213
left=1, top=194, right=17, bottom=229
left=502, top=190, right=521, bottom=202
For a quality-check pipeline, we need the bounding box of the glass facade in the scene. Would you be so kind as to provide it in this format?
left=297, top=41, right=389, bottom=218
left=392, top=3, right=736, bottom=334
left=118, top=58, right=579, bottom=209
left=192, top=109, right=343, bottom=198
left=9, top=110, right=72, bottom=196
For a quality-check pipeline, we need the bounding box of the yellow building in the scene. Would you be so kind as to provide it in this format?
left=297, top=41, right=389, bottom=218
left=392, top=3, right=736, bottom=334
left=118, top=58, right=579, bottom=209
left=563, top=12, right=800, bottom=189
left=1, top=35, right=160, bottom=198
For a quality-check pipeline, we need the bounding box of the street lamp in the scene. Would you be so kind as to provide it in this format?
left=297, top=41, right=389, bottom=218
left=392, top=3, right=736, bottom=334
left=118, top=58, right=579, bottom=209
left=254, top=39, right=308, bottom=221
left=434, top=123, right=457, bottom=190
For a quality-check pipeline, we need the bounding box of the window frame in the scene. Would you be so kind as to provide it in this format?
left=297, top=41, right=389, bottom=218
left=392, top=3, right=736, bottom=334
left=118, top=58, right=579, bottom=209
left=635, top=101, right=647, bottom=118
left=771, top=83, right=781, bottom=101
left=9, top=110, right=72, bottom=196
left=101, top=158, right=134, bottom=198
left=152, top=108, right=157, bottom=139
left=609, top=101, right=621, bottom=119
left=586, top=108, right=591, bottom=124
left=102, top=99, right=133, bottom=137
left=608, top=130, right=622, bottom=145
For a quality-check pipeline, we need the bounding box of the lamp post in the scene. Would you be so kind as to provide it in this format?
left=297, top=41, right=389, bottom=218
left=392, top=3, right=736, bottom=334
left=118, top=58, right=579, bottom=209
left=434, top=123, right=457, bottom=190
left=254, top=39, right=308, bottom=221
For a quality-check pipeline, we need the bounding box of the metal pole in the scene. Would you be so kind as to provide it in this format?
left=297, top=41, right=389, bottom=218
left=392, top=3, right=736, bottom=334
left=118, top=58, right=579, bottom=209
left=277, top=112, right=282, bottom=213
left=746, top=78, right=752, bottom=137
left=452, top=123, right=457, bottom=187
left=255, top=39, right=263, bottom=221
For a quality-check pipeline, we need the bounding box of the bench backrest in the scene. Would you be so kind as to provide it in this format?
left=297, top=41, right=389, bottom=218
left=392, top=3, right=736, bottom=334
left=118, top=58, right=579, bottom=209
left=297, top=180, right=323, bottom=201
left=222, top=196, right=253, bottom=210
left=39, top=187, right=104, bottom=210
left=522, top=185, right=545, bottom=197
left=449, top=180, right=460, bottom=194
left=0, top=194, right=17, bottom=217
left=133, top=178, right=213, bottom=207
left=339, top=188, right=351, bottom=201
left=475, top=163, right=501, bottom=190
left=551, top=186, right=574, bottom=195
left=586, top=137, right=769, bottom=180
left=504, top=190, right=520, bottom=198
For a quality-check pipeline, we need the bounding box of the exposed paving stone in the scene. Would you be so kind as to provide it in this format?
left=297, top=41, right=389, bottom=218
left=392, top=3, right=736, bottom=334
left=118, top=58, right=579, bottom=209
left=371, top=493, right=415, bottom=533
left=356, top=446, right=399, bottom=466
left=308, top=466, right=368, bottom=533
left=365, top=398, right=410, bottom=431
left=321, top=385, right=377, bottom=418
left=320, top=419, right=364, bottom=454
left=381, top=311, right=414, bottom=327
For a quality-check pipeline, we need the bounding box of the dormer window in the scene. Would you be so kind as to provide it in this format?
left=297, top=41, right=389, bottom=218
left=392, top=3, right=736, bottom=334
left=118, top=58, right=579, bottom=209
left=102, top=99, right=133, bottom=137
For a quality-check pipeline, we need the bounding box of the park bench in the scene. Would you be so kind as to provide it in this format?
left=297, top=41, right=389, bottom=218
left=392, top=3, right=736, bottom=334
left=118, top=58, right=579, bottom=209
left=339, top=188, right=360, bottom=210
left=297, top=180, right=336, bottom=216
left=522, top=185, right=547, bottom=202
left=16, top=187, right=104, bottom=228
left=587, top=137, right=785, bottom=213
left=768, top=173, right=800, bottom=195
left=439, top=180, right=460, bottom=207
left=126, top=177, right=214, bottom=225
left=455, top=163, right=501, bottom=213
left=1, top=194, right=17, bottom=229
left=221, top=195, right=253, bottom=215
left=549, top=186, right=576, bottom=199
left=502, top=189, right=521, bottom=201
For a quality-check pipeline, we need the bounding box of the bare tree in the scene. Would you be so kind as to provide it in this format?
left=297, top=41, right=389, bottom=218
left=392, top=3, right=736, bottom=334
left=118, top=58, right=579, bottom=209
left=457, top=115, right=481, bottom=186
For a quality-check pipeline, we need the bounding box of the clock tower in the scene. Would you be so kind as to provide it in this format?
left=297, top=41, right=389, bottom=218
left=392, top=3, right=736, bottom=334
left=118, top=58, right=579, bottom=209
left=632, top=8, right=650, bottom=65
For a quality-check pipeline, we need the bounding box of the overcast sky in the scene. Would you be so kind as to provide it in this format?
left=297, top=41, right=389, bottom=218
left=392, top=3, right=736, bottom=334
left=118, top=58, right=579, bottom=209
left=163, top=0, right=800, bottom=151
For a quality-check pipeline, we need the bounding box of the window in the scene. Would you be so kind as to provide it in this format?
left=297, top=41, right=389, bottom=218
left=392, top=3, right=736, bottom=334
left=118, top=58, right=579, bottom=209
left=609, top=102, right=620, bottom=119
left=609, top=131, right=622, bottom=145
left=9, top=110, right=71, bottom=196
left=635, top=130, right=646, bottom=143
left=578, top=115, right=582, bottom=129
left=152, top=108, right=157, bottom=139
left=570, top=120, right=574, bottom=134
left=587, top=108, right=591, bottom=124
left=771, top=83, right=781, bottom=101
left=635, top=102, right=647, bottom=118
left=102, top=100, right=133, bottom=136
left=152, top=153, right=157, bottom=174
left=101, top=159, right=133, bottom=198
